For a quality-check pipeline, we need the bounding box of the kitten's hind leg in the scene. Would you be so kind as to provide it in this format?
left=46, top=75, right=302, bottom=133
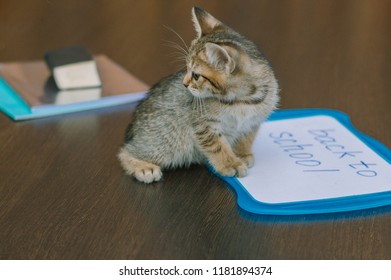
left=118, top=147, right=162, bottom=183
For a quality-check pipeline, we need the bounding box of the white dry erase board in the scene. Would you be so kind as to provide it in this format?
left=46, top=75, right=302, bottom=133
left=212, top=109, right=391, bottom=215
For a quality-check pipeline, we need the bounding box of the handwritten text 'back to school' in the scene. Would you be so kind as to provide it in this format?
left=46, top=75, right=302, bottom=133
left=270, top=129, right=378, bottom=177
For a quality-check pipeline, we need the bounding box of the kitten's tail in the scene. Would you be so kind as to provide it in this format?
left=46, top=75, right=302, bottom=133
left=118, top=146, right=162, bottom=183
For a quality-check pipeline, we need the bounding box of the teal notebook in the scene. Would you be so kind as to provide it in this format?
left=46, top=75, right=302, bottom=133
left=212, top=109, right=391, bottom=215
left=0, top=56, right=148, bottom=121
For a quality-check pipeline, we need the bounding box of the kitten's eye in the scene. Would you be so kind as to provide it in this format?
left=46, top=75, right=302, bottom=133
left=192, top=72, right=200, bottom=81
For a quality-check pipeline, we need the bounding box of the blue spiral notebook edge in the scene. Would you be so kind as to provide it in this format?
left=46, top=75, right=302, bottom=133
left=0, top=77, right=32, bottom=119
left=0, top=77, right=148, bottom=121
left=211, top=108, right=391, bottom=215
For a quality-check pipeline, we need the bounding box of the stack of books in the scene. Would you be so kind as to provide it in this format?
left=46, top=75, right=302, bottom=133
left=0, top=55, right=149, bottom=120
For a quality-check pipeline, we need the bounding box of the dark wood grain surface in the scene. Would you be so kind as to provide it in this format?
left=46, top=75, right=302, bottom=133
left=1, top=0, right=391, bottom=259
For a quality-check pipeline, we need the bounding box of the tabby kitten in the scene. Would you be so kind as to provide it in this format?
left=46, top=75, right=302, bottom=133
left=118, top=7, right=279, bottom=183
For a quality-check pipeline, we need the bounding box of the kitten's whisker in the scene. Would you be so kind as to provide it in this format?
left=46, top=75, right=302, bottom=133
left=192, top=96, right=206, bottom=117
left=192, top=96, right=200, bottom=115
left=163, top=47, right=187, bottom=58
left=171, top=63, right=187, bottom=72
left=165, top=50, right=187, bottom=69
left=195, top=97, right=198, bottom=113
left=165, top=56, right=187, bottom=69
left=200, top=97, right=206, bottom=116
left=192, top=97, right=197, bottom=113
left=165, top=51, right=187, bottom=59
left=166, top=51, right=186, bottom=56
left=163, top=40, right=189, bottom=56
left=175, top=65, right=187, bottom=72
left=163, top=25, right=189, bottom=52
left=170, top=59, right=187, bottom=65
left=167, top=56, right=186, bottom=63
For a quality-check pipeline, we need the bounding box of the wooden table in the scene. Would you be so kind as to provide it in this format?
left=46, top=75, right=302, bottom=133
left=1, top=0, right=391, bottom=259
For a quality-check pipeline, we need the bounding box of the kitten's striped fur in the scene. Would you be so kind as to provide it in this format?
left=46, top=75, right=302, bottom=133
left=118, top=7, right=279, bottom=183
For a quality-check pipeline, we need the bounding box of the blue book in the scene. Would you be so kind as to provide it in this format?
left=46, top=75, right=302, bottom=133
left=0, top=55, right=148, bottom=120
left=212, top=109, right=391, bottom=215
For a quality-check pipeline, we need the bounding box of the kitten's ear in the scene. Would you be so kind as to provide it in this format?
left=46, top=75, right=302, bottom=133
left=192, top=6, right=224, bottom=38
left=204, top=42, right=235, bottom=73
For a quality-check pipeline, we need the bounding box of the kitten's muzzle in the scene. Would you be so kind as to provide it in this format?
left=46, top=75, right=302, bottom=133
left=183, top=73, right=191, bottom=88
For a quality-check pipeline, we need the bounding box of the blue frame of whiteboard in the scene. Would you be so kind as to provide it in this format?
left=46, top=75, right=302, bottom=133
left=211, top=109, right=391, bottom=215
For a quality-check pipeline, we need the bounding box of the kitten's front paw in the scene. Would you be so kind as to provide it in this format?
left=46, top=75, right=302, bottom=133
left=216, top=160, right=248, bottom=178
left=239, top=154, right=254, bottom=168
left=134, top=164, right=162, bottom=183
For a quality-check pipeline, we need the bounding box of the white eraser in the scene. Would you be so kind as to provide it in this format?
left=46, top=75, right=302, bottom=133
left=45, top=46, right=102, bottom=90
